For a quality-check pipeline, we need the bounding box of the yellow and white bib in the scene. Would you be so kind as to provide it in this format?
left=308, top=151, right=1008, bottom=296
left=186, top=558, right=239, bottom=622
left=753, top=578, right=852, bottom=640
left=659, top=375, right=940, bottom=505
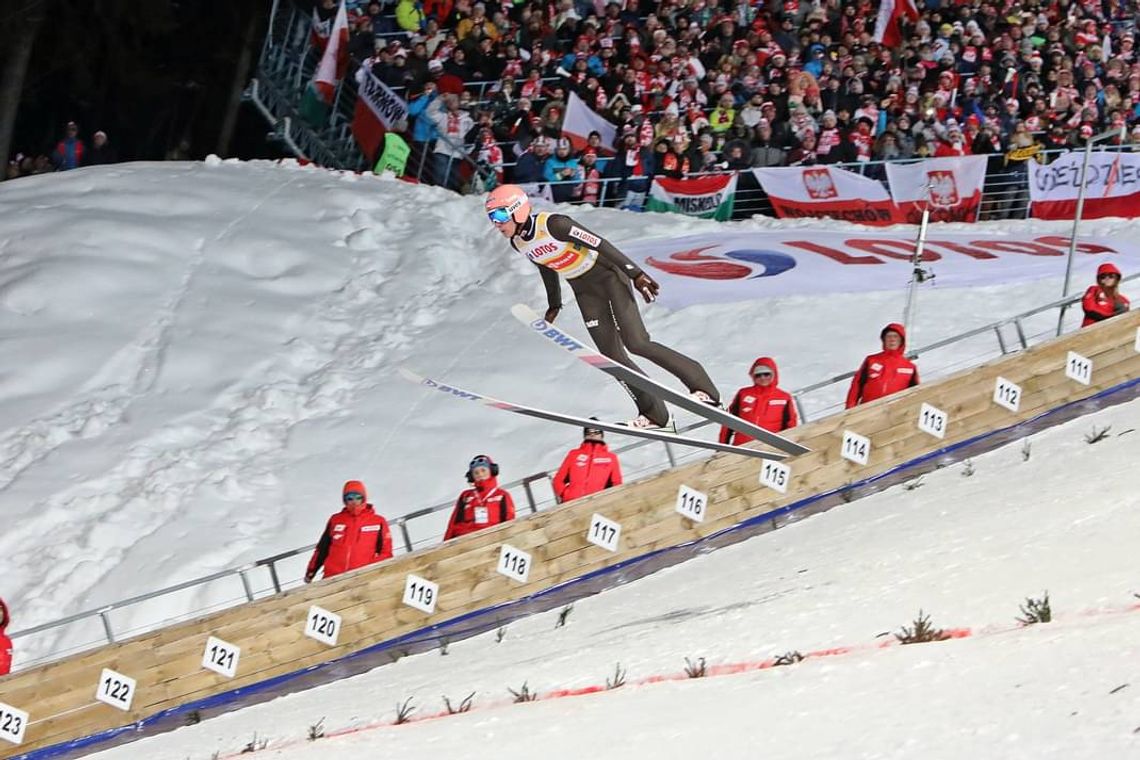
left=513, top=212, right=599, bottom=279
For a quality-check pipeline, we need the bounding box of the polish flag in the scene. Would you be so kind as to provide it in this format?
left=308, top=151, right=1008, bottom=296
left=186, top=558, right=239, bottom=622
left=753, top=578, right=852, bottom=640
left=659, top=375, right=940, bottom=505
left=873, top=0, right=919, bottom=48
left=561, top=92, right=617, bottom=155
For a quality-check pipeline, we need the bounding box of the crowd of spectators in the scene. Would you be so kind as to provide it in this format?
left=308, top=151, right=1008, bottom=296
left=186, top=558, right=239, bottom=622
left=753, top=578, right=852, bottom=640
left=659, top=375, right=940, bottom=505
left=5, top=122, right=119, bottom=182
left=334, top=0, right=1140, bottom=199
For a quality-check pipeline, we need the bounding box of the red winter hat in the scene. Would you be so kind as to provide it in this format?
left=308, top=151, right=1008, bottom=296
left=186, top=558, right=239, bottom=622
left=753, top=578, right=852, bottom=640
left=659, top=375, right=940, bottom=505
left=343, top=480, right=368, bottom=501
left=1097, top=262, right=1122, bottom=278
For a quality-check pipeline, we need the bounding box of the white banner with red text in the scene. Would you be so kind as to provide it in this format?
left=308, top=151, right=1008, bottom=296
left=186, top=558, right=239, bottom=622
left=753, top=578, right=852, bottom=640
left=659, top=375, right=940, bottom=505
left=619, top=230, right=1134, bottom=308
left=884, top=155, right=987, bottom=224
left=753, top=165, right=900, bottom=226
left=1028, top=150, right=1140, bottom=220
left=351, top=67, right=409, bottom=161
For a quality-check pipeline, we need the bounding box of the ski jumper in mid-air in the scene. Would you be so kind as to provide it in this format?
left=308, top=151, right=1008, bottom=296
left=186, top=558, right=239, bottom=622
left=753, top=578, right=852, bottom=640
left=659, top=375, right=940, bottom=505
left=484, top=184, right=720, bottom=429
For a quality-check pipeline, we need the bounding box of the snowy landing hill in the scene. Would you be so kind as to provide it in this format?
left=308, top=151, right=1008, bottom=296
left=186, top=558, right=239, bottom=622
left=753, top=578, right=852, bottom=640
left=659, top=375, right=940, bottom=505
left=0, top=159, right=1128, bottom=666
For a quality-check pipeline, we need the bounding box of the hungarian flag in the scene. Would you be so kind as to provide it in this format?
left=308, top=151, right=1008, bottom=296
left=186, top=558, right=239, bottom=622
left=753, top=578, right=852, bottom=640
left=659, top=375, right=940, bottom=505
left=873, top=0, right=918, bottom=48
left=300, top=0, right=349, bottom=127
left=646, top=174, right=738, bottom=221
left=561, top=91, right=617, bottom=155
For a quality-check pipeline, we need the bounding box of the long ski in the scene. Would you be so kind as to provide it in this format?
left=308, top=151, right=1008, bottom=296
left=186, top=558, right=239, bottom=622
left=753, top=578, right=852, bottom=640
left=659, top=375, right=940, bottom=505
left=510, top=303, right=811, bottom=457
left=399, top=368, right=787, bottom=461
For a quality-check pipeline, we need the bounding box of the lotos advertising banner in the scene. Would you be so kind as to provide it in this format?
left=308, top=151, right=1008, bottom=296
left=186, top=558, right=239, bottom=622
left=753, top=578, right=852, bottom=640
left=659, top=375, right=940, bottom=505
left=620, top=230, right=1135, bottom=308
left=646, top=174, right=738, bottom=220
left=753, top=166, right=899, bottom=226
left=1028, top=151, right=1140, bottom=220
left=351, top=67, right=410, bottom=161
left=886, top=155, right=987, bottom=223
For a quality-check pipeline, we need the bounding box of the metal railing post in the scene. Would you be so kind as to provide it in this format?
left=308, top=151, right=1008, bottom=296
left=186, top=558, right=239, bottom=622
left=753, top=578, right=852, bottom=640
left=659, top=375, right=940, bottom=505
left=522, top=476, right=540, bottom=514
left=398, top=518, right=413, bottom=553
left=663, top=442, right=677, bottom=467
left=267, top=560, right=283, bottom=594
left=1014, top=318, right=1029, bottom=349
left=99, top=608, right=115, bottom=644
left=238, top=567, right=256, bottom=602
left=993, top=324, right=1009, bottom=355
left=794, top=396, right=808, bottom=424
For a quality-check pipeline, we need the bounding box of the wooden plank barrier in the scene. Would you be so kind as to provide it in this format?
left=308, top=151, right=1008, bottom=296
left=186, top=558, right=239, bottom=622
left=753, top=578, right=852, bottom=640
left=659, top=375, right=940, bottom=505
left=2, top=313, right=1139, bottom=759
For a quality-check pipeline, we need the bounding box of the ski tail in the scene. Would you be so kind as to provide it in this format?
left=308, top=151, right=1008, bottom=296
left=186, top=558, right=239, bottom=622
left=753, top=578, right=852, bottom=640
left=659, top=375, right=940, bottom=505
left=509, top=303, right=811, bottom=457
left=400, top=367, right=786, bottom=461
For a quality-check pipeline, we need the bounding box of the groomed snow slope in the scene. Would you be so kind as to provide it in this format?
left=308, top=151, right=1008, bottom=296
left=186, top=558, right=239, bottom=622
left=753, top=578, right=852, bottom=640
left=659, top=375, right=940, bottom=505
left=0, top=159, right=1130, bottom=666
left=88, top=378, right=1140, bottom=760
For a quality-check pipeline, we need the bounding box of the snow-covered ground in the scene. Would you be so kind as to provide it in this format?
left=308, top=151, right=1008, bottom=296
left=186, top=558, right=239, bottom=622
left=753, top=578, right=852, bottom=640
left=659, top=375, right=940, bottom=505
left=87, top=382, right=1140, bottom=760
left=0, top=160, right=1131, bottom=667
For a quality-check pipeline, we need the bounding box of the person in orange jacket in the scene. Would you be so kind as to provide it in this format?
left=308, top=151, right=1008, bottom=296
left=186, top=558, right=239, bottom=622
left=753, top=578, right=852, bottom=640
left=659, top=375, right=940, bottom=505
left=0, top=598, right=12, bottom=676
left=1082, top=262, right=1130, bottom=327
left=552, top=422, right=623, bottom=503
left=443, top=455, right=516, bottom=540
left=305, top=480, right=393, bottom=583
left=845, top=323, right=920, bottom=408
left=719, top=357, right=798, bottom=445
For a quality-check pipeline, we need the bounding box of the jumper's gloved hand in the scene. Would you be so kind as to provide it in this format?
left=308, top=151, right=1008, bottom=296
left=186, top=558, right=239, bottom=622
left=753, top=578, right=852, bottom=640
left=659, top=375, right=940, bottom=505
left=633, top=273, right=660, bottom=303
left=544, top=305, right=562, bottom=323
left=304, top=572, right=315, bottom=584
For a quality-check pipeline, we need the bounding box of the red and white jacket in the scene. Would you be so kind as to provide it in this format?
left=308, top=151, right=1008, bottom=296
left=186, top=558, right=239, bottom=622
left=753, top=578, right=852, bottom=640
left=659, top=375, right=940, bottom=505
left=719, top=357, right=799, bottom=445
left=306, top=503, right=393, bottom=581
left=0, top=598, right=11, bottom=676
left=553, top=440, right=623, bottom=502
left=845, top=323, right=920, bottom=408
left=444, top=477, right=516, bottom=540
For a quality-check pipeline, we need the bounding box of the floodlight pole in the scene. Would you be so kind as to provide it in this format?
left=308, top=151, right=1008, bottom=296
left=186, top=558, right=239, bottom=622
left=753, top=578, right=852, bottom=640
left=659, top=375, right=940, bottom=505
left=1056, top=125, right=1126, bottom=336
left=902, top=182, right=933, bottom=344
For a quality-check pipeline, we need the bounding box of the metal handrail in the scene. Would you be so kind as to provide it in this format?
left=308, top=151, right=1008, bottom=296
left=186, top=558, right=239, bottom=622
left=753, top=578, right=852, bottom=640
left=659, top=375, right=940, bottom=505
left=11, top=271, right=1133, bottom=664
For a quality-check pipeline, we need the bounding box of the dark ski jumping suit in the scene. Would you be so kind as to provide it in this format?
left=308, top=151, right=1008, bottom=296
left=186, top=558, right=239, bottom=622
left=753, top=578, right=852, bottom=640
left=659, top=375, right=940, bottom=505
left=510, top=211, right=718, bottom=426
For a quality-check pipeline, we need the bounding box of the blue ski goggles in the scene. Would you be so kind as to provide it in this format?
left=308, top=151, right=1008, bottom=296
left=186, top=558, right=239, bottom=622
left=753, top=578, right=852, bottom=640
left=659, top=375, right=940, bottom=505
left=487, top=207, right=512, bottom=224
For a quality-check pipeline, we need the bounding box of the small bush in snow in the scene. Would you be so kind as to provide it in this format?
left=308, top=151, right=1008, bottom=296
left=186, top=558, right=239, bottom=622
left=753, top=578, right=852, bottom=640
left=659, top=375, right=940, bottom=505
left=184, top=710, right=202, bottom=726
left=605, top=663, right=626, bottom=690
left=307, top=718, right=325, bottom=741
left=840, top=483, right=856, bottom=503
left=240, top=733, right=268, bottom=753
left=555, top=604, right=574, bottom=629
left=903, top=476, right=925, bottom=491
left=394, top=697, right=416, bottom=725
left=684, top=657, right=707, bottom=678
left=1085, top=425, right=1112, bottom=444
left=1017, top=592, right=1052, bottom=625
left=438, top=637, right=450, bottom=656
left=1021, top=439, right=1032, bottom=461
left=509, top=682, right=538, bottom=702
left=961, top=460, right=975, bottom=477
left=496, top=627, right=507, bottom=643
left=772, top=651, right=804, bottom=667
left=895, top=610, right=950, bottom=645
left=443, top=692, right=475, bottom=714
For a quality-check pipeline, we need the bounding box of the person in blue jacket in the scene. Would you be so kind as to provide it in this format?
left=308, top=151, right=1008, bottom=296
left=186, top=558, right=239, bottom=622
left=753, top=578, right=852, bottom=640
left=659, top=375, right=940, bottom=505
left=406, top=83, right=440, bottom=182
left=543, top=138, right=582, bottom=202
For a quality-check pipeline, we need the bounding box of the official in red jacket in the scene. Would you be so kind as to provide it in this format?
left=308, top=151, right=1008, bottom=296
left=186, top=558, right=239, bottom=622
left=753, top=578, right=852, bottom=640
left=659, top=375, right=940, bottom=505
left=719, top=357, right=799, bottom=445
left=845, top=323, right=920, bottom=408
left=443, top=455, right=516, bottom=540
left=305, top=480, right=393, bottom=583
left=1081, top=262, right=1130, bottom=327
left=553, top=423, right=623, bottom=503
left=0, top=597, right=12, bottom=676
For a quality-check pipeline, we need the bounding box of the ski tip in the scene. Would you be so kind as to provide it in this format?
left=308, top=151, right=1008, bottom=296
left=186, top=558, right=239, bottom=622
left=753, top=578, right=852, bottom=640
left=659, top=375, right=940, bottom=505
left=397, top=366, right=426, bottom=384
left=510, top=303, right=545, bottom=329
